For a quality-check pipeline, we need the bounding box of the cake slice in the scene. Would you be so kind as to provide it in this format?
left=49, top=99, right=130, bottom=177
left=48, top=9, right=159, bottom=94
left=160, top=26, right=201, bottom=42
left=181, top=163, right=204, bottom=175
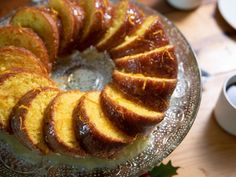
left=10, top=87, right=59, bottom=154
left=110, top=15, right=169, bottom=59
left=78, top=0, right=112, bottom=49
left=48, top=0, right=84, bottom=53
left=112, top=70, right=177, bottom=112
left=115, top=45, right=177, bottom=78
left=44, top=91, right=86, bottom=156
left=0, top=26, right=50, bottom=72
left=0, top=70, right=56, bottom=132
left=0, top=46, right=48, bottom=75
left=101, top=85, right=164, bottom=136
left=11, top=7, right=60, bottom=63
left=74, top=91, right=134, bottom=158
left=96, top=0, right=144, bottom=51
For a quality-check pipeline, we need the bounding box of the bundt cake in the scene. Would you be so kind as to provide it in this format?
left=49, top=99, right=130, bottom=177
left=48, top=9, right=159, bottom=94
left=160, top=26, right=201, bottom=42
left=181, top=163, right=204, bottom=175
left=10, top=87, right=59, bottom=154
left=74, top=91, right=134, bottom=158
left=44, top=91, right=86, bottom=156
left=0, top=46, right=47, bottom=75
left=0, top=0, right=178, bottom=160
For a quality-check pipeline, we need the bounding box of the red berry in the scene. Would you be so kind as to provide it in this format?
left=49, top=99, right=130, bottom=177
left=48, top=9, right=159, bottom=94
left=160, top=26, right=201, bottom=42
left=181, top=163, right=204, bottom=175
left=139, top=173, right=151, bottom=177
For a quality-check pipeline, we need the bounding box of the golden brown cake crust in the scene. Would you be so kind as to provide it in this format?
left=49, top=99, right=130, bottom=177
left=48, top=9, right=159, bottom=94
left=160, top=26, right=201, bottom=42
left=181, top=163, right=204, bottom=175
left=44, top=91, right=87, bottom=156
left=115, top=45, right=178, bottom=79
left=101, top=85, right=164, bottom=136
left=96, top=1, right=144, bottom=51
left=48, top=0, right=85, bottom=54
left=113, top=71, right=177, bottom=112
left=68, top=0, right=85, bottom=51
left=11, top=7, right=60, bottom=63
left=0, top=26, right=50, bottom=72
left=74, top=91, right=133, bottom=159
left=110, top=16, right=169, bottom=59
left=0, top=70, right=56, bottom=132
left=10, top=87, right=59, bottom=154
left=78, top=0, right=112, bottom=50
left=0, top=46, right=48, bottom=75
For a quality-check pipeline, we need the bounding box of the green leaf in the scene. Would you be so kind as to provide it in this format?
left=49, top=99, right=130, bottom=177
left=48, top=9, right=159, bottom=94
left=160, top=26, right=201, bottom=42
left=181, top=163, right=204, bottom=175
left=149, top=161, right=179, bottom=177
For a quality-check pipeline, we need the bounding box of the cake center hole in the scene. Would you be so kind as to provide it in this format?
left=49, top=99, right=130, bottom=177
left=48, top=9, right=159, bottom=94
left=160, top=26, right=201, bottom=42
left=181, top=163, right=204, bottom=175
left=52, top=47, right=115, bottom=91
left=66, top=66, right=104, bottom=91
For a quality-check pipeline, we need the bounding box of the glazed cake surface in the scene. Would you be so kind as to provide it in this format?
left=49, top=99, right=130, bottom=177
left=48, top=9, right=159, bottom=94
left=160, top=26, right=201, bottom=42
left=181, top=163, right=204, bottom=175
left=44, top=91, right=86, bottom=156
left=0, top=46, right=48, bottom=75
left=0, top=0, right=178, bottom=161
left=10, top=87, right=59, bottom=154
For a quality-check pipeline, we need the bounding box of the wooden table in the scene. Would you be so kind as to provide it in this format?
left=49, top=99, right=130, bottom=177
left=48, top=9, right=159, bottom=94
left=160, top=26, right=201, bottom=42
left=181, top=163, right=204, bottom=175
left=1, top=0, right=236, bottom=177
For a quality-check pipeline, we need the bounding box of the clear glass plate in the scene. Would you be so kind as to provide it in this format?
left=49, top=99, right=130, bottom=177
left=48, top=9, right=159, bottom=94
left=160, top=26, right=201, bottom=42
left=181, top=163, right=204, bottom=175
left=0, top=0, right=201, bottom=176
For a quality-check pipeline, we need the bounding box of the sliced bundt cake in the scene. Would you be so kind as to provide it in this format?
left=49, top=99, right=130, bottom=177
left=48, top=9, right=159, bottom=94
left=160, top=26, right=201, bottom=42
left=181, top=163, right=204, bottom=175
left=11, top=7, right=60, bottom=63
left=48, top=0, right=84, bottom=53
left=44, top=91, right=86, bottom=156
left=96, top=0, right=144, bottom=51
left=110, top=15, right=169, bottom=58
left=78, top=0, right=112, bottom=49
left=74, top=91, right=134, bottom=158
left=10, top=87, right=59, bottom=154
left=113, top=70, right=177, bottom=111
left=0, top=26, right=50, bottom=71
left=115, top=45, right=178, bottom=78
left=101, top=85, right=164, bottom=136
left=0, top=46, right=48, bottom=75
left=0, top=70, right=56, bottom=132
left=0, top=0, right=179, bottom=160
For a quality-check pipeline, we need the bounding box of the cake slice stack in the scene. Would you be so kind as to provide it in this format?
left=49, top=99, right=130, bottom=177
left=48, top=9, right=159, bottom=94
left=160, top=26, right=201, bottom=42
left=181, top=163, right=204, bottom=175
left=115, top=45, right=177, bottom=78
left=74, top=91, right=134, bottom=158
left=110, top=15, right=169, bottom=59
left=101, top=85, right=164, bottom=136
left=96, top=0, right=144, bottom=51
left=0, top=70, right=56, bottom=132
left=78, top=0, right=112, bottom=49
left=0, top=46, right=48, bottom=75
left=48, top=0, right=85, bottom=53
left=0, top=26, right=50, bottom=71
left=112, top=70, right=177, bottom=112
left=11, top=87, right=59, bottom=154
left=44, top=91, right=87, bottom=156
left=11, top=7, right=60, bottom=63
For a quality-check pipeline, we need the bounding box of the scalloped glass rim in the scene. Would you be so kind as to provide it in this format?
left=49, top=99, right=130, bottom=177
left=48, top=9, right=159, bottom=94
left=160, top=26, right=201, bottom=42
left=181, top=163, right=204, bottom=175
left=0, top=0, right=201, bottom=176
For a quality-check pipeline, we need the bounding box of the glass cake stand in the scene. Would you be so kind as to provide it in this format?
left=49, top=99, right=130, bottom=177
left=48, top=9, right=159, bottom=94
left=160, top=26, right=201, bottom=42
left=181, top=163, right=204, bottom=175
left=0, top=0, right=201, bottom=176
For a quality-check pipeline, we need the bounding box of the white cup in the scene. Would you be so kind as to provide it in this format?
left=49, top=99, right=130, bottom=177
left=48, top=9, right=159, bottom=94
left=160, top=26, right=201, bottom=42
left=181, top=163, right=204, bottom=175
left=214, top=74, right=236, bottom=136
left=167, top=0, right=202, bottom=10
